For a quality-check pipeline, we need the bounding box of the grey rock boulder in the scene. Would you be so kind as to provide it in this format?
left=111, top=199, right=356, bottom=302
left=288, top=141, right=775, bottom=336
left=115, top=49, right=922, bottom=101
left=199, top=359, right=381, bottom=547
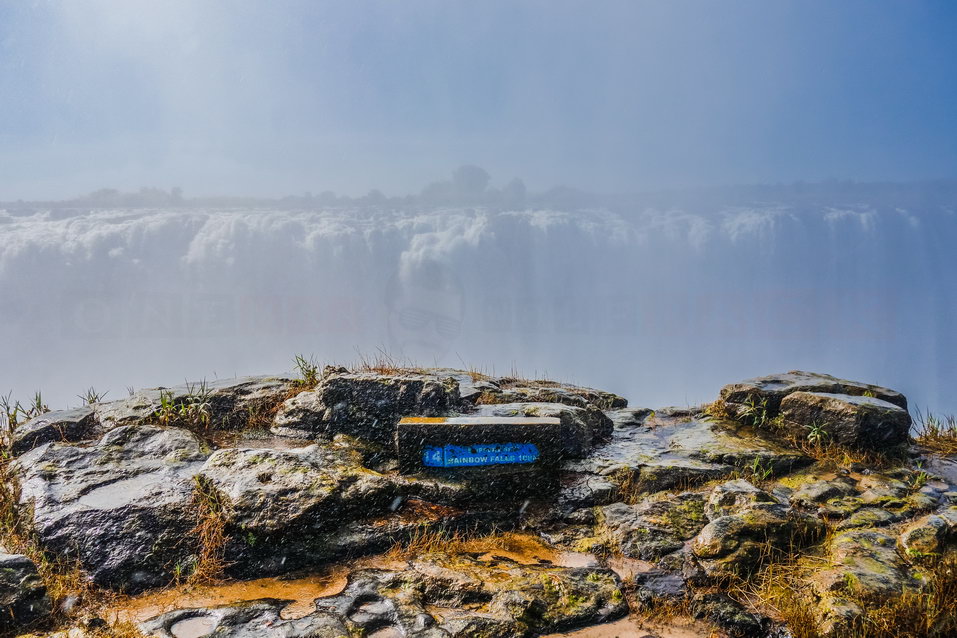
left=779, top=392, right=911, bottom=450
left=470, top=377, right=627, bottom=410
left=691, top=480, right=824, bottom=578
left=0, top=548, right=51, bottom=631
left=898, top=506, right=957, bottom=558
left=194, top=436, right=521, bottom=577
left=705, top=478, right=779, bottom=520
left=601, top=492, right=708, bottom=560
left=565, top=412, right=808, bottom=499
left=95, top=375, right=297, bottom=430
left=272, top=370, right=459, bottom=442
left=15, top=424, right=208, bottom=592
left=10, top=406, right=99, bottom=456
left=718, top=370, right=907, bottom=417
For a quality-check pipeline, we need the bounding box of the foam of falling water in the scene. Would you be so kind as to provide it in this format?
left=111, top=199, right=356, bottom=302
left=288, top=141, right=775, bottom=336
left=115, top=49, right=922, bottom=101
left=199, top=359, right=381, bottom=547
left=2, top=196, right=954, bottom=412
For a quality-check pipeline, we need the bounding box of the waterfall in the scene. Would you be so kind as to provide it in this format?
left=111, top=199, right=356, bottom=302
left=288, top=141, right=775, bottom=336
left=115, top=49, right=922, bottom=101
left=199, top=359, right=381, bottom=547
left=2, top=188, right=955, bottom=413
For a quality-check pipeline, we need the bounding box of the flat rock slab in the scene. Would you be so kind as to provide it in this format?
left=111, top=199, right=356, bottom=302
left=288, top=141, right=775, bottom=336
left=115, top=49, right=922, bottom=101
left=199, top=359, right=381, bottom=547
left=564, top=413, right=808, bottom=498
left=719, top=370, right=907, bottom=415
left=397, top=416, right=563, bottom=473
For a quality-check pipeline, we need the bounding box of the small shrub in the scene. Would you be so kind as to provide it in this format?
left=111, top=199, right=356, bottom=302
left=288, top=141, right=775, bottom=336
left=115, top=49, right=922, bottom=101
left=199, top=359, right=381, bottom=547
left=293, top=354, right=320, bottom=387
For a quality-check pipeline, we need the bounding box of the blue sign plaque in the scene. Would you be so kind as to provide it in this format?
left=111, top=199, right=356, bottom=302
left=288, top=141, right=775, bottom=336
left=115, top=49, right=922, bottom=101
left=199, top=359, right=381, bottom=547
left=422, top=442, right=540, bottom=468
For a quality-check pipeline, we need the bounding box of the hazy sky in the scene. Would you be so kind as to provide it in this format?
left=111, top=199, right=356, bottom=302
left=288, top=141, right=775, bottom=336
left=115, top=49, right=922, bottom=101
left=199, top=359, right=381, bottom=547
left=1, top=0, right=955, bottom=199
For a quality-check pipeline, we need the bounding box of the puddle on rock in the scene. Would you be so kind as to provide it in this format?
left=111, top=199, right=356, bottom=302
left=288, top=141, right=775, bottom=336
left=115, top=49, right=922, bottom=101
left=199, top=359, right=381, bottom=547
left=547, top=615, right=714, bottom=638
left=169, top=615, right=217, bottom=638
left=109, top=569, right=353, bottom=624
left=107, top=533, right=602, bottom=629
left=605, top=556, right=657, bottom=581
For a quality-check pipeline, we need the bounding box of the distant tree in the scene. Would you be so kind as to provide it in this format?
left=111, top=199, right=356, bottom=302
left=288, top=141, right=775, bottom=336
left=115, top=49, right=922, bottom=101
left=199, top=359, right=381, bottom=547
left=364, top=189, right=387, bottom=205
left=502, top=178, right=526, bottom=207
left=452, top=165, right=490, bottom=199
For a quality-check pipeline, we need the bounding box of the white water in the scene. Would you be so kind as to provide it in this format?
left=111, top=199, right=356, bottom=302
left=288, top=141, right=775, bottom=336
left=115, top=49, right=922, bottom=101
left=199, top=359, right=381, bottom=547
left=2, top=190, right=955, bottom=413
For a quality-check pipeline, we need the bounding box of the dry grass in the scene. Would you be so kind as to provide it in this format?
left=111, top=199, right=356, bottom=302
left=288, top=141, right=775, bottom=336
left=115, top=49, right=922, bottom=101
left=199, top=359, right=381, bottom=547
left=244, top=383, right=308, bottom=432
left=914, top=408, right=957, bottom=455
left=732, top=544, right=957, bottom=638
left=707, top=397, right=908, bottom=469
left=782, top=431, right=907, bottom=469
left=614, top=469, right=651, bottom=505
left=472, top=390, right=503, bottom=405
left=352, top=347, right=424, bottom=376
left=185, top=476, right=233, bottom=585
left=732, top=556, right=823, bottom=638
left=703, top=399, right=736, bottom=423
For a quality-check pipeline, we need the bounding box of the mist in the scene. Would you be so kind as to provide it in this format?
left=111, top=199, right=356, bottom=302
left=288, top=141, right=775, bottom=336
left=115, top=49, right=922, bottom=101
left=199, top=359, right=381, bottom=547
left=2, top=2, right=957, bottom=413
left=2, top=1, right=956, bottom=198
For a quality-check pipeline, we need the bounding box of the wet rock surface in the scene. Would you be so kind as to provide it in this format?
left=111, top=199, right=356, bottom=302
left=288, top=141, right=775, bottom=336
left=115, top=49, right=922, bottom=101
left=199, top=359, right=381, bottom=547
left=15, top=424, right=208, bottom=592
left=272, top=369, right=460, bottom=442
left=562, top=409, right=808, bottom=502
left=141, top=554, right=627, bottom=638
left=8, top=368, right=957, bottom=638
left=600, top=492, right=707, bottom=560
left=779, top=392, right=911, bottom=450
left=0, top=549, right=50, bottom=631
left=691, top=480, right=824, bottom=578
left=718, top=370, right=907, bottom=416
left=140, top=598, right=349, bottom=638
left=195, top=435, right=522, bottom=576
left=97, top=375, right=298, bottom=431
left=9, top=406, right=99, bottom=457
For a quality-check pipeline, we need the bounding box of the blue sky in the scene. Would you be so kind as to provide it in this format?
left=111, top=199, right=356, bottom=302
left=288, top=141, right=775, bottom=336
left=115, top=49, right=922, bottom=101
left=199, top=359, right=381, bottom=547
left=0, top=0, right=955, bottom=198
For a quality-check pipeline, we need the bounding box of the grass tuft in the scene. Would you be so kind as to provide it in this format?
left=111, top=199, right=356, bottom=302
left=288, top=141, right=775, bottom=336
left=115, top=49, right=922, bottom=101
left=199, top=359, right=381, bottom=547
left=185, top=475, right=233, bottom=585
left=153, top=381, right=212, bottom=432
left=914, top=408, right=957, bottom=455
left=77, top=387, right=109, bottom=406
left=293, top=354, right=320, bottom=387
left=353, top=347, right=424, bottom=375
